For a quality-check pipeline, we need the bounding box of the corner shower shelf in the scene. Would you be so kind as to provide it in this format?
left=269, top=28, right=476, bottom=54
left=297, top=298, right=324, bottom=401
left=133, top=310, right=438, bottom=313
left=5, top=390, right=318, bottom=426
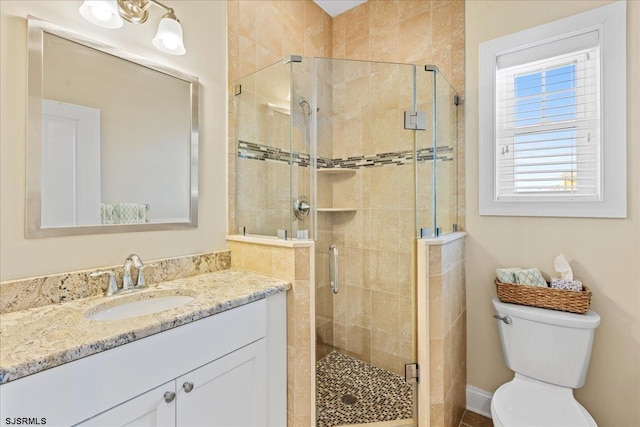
left=317, top=168, right=357, bottom=175
left=316, top=208, right=357, bottom=212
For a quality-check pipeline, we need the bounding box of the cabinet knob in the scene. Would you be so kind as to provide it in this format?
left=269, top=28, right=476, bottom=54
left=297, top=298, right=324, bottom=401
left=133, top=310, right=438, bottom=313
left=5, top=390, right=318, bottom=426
left=164, top=391, right=176, bottom=403
left=182, top=381, right=194, bottom=393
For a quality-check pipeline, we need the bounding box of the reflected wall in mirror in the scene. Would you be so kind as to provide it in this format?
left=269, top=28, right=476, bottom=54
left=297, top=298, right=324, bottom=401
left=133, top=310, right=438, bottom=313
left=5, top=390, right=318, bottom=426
left=27, top=17, right=199, bottom=238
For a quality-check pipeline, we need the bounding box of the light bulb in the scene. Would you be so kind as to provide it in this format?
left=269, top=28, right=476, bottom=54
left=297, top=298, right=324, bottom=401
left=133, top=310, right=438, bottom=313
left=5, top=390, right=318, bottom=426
left=79, top=0, right=123, bottom=29
left=162, top=35, right=179, bottom=50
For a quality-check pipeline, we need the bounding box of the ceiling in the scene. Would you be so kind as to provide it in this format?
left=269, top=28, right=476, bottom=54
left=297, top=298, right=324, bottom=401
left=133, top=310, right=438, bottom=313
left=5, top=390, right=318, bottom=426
left=312, top=0, right=368, bottom=18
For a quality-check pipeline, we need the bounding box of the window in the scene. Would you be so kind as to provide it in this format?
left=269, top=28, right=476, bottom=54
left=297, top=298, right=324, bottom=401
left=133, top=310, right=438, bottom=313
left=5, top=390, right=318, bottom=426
left=479, top=1, right=626, bottom=218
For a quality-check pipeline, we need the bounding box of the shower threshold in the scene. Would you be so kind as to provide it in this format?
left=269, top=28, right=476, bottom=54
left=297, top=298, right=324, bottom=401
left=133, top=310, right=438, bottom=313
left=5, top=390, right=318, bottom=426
left=316, top=351, right=414, bottom=427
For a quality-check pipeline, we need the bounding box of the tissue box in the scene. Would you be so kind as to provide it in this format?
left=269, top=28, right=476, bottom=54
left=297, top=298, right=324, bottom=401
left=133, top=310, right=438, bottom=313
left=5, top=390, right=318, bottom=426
left=551, top=278, right=583, bottom=291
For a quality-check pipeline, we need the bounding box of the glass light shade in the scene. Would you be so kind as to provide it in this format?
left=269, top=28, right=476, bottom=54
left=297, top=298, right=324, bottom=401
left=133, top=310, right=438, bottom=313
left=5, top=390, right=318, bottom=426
left=79, top=0, right=123, bottom=29
left=152, top=15, right=186, bottom=55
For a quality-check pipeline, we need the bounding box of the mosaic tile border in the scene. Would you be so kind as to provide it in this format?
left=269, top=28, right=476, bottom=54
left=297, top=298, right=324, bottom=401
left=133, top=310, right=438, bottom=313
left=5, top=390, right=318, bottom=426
left=0, top=250, right=231, bottom=314
left=239, top=141, right=312, bottom=167
left=238, top=140, right=453, bottom=170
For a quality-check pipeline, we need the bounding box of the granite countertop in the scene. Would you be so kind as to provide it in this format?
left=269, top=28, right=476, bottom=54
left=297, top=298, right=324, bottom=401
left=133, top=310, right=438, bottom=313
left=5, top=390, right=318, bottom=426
left=0, top=269, right=291, bottom=385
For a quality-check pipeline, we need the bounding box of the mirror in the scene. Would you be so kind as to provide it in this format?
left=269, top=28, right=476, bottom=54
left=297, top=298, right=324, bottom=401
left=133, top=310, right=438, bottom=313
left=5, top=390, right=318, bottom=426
left=26, top=17, right=198, bottom=238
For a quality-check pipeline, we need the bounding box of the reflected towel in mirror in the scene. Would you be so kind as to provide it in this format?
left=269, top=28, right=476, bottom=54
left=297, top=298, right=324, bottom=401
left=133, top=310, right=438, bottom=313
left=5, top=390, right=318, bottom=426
left=101, top=203, right=149, bottom=224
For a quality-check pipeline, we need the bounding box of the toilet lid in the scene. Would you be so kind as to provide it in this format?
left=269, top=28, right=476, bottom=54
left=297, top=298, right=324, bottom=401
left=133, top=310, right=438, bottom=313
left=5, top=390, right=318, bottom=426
left=492, top=379, right=597, bottom=427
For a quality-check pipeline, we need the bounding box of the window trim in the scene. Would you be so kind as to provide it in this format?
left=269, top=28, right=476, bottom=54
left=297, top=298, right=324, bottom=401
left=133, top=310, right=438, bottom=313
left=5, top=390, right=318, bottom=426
left=479, top=1, right=626, bottom=218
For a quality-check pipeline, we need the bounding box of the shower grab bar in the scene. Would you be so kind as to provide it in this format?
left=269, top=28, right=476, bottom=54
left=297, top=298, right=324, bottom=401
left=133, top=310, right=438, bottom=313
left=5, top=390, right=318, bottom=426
left=329, top=244, right=339, bottom=294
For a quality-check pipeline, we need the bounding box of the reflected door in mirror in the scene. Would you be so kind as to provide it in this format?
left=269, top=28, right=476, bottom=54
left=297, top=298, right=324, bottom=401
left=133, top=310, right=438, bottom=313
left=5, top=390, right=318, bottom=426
left=41, top=100, right=101, bottom=227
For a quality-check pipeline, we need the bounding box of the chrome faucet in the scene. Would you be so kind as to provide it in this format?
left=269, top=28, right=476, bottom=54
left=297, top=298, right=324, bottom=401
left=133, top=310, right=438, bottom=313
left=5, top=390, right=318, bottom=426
left=122, top=254, right=144, bottom=291
left=91, top=254, right=157, bottom=297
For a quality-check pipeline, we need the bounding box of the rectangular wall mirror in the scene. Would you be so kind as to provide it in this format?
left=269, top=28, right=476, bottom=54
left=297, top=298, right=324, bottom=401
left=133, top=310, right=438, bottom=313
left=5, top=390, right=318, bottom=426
left=26, top=17, right=199, bottom=238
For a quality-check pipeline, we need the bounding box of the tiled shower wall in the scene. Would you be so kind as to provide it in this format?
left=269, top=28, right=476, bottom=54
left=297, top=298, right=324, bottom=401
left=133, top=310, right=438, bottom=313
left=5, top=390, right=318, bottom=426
left=227, top=0, right=332, bottom=235
left=427, top=236, right=466, bottom=427
left=314, top=0, right=465, bottom=377
left=332, top=0, right=465, bottom=229
left=321, top=169, right=417, bottom=376
left=227, top=0, right=465, bottom=234
left=227, top=0, right=466, bottom=422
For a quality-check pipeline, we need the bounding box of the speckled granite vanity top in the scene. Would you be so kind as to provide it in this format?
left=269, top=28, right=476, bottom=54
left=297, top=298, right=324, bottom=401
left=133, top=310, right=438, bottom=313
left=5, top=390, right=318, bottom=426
left=0, top=269, right=290, bottom=384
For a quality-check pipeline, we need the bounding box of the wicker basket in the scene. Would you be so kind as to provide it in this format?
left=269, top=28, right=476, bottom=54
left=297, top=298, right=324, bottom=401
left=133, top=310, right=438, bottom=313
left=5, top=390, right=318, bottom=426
left=495, top=279, right=592, bottom=314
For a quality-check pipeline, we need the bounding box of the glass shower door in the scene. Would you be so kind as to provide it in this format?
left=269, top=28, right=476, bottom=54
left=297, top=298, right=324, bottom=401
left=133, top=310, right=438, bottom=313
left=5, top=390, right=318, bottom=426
left=415, top=67, right=458, bottom=237
left=313, top=58, right=419, bottom=427
left=234, top=60, right=293, bottom=237
left=434, top=71, right=459, bottom=235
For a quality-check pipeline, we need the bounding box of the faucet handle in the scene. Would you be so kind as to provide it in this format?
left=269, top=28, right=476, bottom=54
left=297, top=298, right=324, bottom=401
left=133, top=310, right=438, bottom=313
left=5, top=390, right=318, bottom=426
left=90, top=271, right=119, bottom=296
left=134, top=263, right=158, bottom=289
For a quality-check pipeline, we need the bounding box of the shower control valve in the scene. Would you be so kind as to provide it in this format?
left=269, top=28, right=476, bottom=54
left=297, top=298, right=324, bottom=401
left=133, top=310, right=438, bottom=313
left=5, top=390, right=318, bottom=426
left=294, top=196, right=311, bottom=220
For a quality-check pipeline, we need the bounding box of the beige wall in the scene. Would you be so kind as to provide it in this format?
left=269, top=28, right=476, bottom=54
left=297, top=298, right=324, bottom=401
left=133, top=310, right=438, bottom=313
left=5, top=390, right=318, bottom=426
left=465, top=1, right=640, bottom=425
left=0, top=0, right=228, bottom=280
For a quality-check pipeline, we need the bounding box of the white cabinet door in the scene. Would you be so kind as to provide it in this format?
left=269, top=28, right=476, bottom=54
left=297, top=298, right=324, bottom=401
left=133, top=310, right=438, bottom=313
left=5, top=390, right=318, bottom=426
left=77, top=382, right=176, bottom=427
left=176, top=339, right=267, bottom=427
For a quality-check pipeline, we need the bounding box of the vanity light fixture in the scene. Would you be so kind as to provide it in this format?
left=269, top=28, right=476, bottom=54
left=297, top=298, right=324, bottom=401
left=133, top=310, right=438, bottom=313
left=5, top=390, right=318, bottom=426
left=78, top=0, right=186, bottom=55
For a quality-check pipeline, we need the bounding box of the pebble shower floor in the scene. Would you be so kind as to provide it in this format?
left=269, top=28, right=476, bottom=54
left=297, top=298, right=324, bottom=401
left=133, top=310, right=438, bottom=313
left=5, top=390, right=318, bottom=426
left=316, top=351, right=413, bottom=426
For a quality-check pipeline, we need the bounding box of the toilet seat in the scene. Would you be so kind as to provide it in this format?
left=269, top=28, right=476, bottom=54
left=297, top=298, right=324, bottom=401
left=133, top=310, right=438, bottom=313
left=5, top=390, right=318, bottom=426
left=491, top=376, right=597, bottom=427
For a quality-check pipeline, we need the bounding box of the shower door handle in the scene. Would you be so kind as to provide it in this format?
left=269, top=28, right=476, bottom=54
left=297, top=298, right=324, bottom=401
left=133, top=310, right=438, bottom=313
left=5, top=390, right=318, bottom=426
left=329, top=244, right=339, bottom=294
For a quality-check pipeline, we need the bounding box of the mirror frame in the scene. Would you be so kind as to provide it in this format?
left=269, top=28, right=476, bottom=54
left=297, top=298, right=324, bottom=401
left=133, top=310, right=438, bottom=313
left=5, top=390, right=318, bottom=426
left=26, top=16, right=199, bottom=238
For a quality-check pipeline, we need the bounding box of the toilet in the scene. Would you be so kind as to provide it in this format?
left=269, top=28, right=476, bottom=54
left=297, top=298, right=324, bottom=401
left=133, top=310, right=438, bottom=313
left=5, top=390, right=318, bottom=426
left=491, top=297, right=601, bottom=427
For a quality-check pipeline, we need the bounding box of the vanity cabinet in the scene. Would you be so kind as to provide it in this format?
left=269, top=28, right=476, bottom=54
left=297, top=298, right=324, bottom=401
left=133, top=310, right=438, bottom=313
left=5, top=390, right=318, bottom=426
left=176, top=340, right=266, bottom=426
left=78, top=381, right=176, bottom=427
left=79, top=340, right=266, bottom=427
left=0, top=293, right=286, bottom=427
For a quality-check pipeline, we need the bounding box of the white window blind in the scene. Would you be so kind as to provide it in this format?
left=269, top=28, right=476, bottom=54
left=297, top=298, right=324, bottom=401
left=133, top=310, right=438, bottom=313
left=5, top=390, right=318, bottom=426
left=479, top=1, right=626, bottom=218
left=494, top=31, right=601, bottom=201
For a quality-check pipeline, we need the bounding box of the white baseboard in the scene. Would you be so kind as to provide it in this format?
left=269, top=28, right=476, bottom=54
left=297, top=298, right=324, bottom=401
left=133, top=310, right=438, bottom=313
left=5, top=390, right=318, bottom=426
left=466, top=386, right=493, bottom=419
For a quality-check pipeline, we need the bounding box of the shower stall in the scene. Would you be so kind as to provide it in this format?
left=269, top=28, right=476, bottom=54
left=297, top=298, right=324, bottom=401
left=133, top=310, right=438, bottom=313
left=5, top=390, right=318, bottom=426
left=234, top=56, right=458, bottom=426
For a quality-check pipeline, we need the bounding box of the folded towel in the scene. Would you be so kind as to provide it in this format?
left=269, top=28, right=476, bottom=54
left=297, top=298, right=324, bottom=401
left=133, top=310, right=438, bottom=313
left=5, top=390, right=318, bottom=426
left=114, top=203, right=146, bottom=224
left=516, top=268, right=548, bottom=287
left=497, top=267, right=548, bottom=287
left=102, top=203, right=148, bottom=224
left=100, top=203, right=114, bottom=225
left=551, top=277, right=583, bottom=291
left=496, top=268, right=520, bottom=284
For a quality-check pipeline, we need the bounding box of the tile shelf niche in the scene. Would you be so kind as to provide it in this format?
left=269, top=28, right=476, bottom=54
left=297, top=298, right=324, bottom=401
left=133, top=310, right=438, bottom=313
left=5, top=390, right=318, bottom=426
left=317, top=168, right=357, bottom=212
left=317, top=168, right=356, bottom=174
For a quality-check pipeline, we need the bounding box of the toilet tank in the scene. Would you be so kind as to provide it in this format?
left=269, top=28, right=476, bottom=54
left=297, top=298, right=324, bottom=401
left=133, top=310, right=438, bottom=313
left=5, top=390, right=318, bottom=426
left=492, top=298, right=601, bottom=388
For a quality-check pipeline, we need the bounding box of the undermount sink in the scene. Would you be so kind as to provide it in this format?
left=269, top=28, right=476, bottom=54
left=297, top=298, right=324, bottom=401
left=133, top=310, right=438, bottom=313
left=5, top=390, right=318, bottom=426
left=85, top=294, right=195, bottom=321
